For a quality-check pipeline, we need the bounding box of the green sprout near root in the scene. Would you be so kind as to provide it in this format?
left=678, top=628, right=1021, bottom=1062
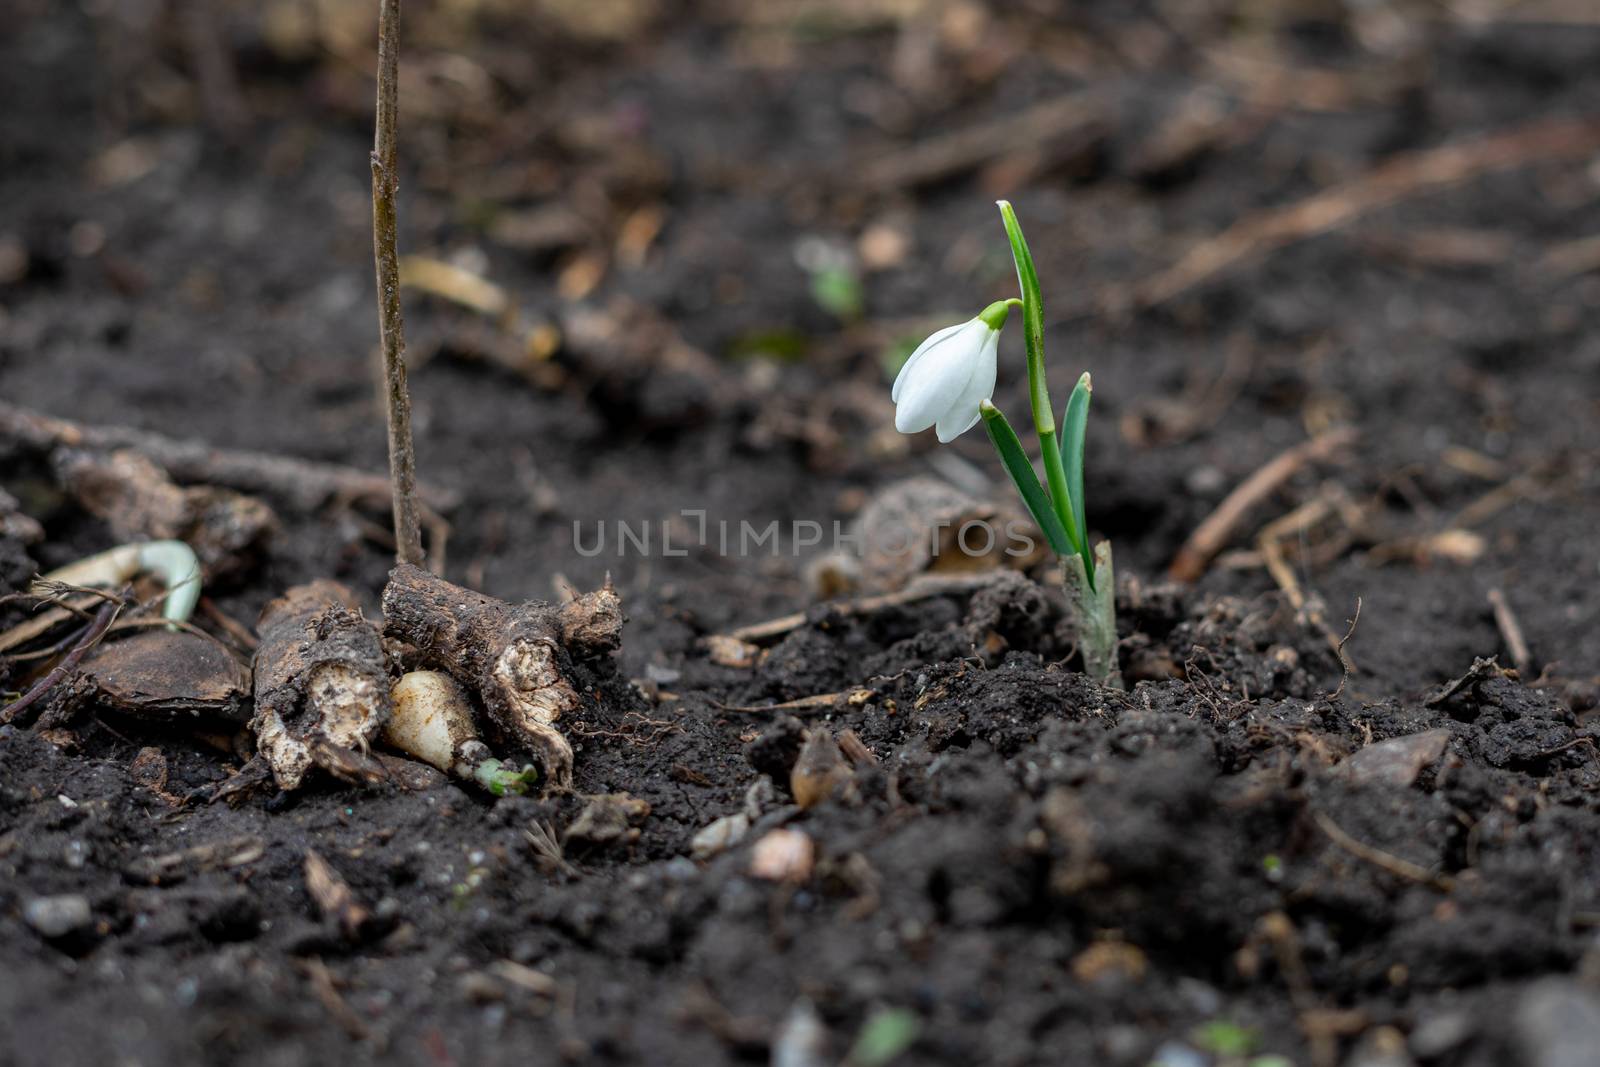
left=471, top=759, right=539, bottom=797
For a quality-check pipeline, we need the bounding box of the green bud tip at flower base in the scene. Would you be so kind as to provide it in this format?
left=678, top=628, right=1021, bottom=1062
left=977, top=298, right=1020, bottom=332
left=891, top=306, right=1009, bottom=443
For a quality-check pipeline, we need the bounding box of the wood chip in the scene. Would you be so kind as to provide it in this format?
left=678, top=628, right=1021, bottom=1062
left=1329, top=729, right=1451, bottom=788
left=304, top=849, right=372, bottom=942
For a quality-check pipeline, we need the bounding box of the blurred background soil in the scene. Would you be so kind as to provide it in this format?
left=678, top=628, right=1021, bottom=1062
left=2, top=2, right=1599, bottom=1065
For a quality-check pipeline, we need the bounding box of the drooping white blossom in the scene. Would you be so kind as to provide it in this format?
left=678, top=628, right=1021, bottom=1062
left=891, top=300, right=1011, bottom=443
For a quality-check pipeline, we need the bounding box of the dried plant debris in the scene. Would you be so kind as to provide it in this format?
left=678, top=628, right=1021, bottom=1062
left=812, top=477, right=1045, bottom=597
left=74, top=629, right=250, bottom=722
left=790, top=728, right=853, bottom=810
left=381, top=563, right=625, bottom=793
left=53, top=448, right=275, bottom=579
left=0, top=486, right=44, bottom=547
left=1329, top=729, right=1452, bottom=789
left=252, top=581, right=391, bottom=791
left=304, top=849, right=395, bottom=945
left=562, top=792, right=650, bottom=850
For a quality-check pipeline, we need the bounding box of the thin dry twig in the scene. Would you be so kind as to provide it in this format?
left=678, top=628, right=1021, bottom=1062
left=304, top=849, right=373, bottom=942
left=720, top=572, right=1006, bottom=645
left=1169, top=428, right=1358, bottom=582
left=1256, top=496, right=1358, bottom=669
left=1130, top=116, right=1600, bottom=308
left=299, top=958, right=371, bottom=1041
left=711, top=691, right=864, bottom=715
left=1487, top=588, right=1533, bottom=678
left=1449, top=460, right=1563, bottom=529
left=199, top=597, right=259, bottom=652
left=1, top=598, right=120, bottom=725
left=857, top=92, right=1106, bottom=192
left=1311, top=809, right=1455, bottom=892
left=1329, top=598, right=1361, bottom=701
left=371, top=0, right=424, bottom=567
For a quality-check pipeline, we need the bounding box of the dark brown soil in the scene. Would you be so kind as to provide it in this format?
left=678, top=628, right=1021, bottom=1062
left=3, top=3, right=1600, bottom=1066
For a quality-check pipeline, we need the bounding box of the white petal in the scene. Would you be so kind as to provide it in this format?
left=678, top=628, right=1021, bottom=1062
left=935, top=328, right=998, bottom=442
left=892, top=322, right=965, bottom=403
left=893, top=320, right=988, bottom=434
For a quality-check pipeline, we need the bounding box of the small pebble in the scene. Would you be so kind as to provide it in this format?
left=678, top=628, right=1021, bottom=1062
left=1149, top=1042, right=1206, bottom=1067
left=24, top=894, right=92, bottom=939
left=772, top=998, right=828, bottom=1067
left=690, top=812, right=749, bottom=860
left=749, top=829, right=814, bottom=883
left=1514, top=979, right=1600, bottom=1067
left=1409, top=1010, right=1474, bottom=1058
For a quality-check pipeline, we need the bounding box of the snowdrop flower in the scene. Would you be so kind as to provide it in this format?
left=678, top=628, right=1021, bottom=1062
left=892, top=299, right=1014, bottom=443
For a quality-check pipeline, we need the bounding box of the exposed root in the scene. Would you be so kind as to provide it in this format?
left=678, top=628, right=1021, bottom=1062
left=381, top=564, right=625, bottom=792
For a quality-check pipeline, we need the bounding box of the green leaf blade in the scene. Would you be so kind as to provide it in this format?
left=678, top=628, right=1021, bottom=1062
left=980, top=402, right=1073, bottom=558
left=996, top=200, right=1052, bottom=436
left=1060, top=372, right=1092, bottom=552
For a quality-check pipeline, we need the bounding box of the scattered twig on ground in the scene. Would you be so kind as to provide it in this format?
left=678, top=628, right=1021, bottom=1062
left=1424, top=656, right=1507, bottom=708
left=1169, top=428, right=1358, bottom=582
left=1539, top=232, right=1600, bottom=277
left=1127, top=116, right=1600, bottom=308
left=857, top=92, right=1106, bottom=192
left=299, top=958, right=371, bottom=1041
left=304, top=849, right=375, bottom=942
left=1311, top=809, right=1455, bottom=892
left=1449, top=459, right=1565, bottom=529
left=1365, top=457, right=1565, bottom=565
left=1256, top=497, right=1359, bottom=669
left=198, top=597, right=259, bottom=652
left=1329, top=598, right=1361, bottom=701
left=1487, top=588, right=1533, bottom=678
left=0, top=594, right=105, bottom=655
left=1, top=598, right=120, bottom=725
left=711, top=690, right=869, bottom=716
left=371, top=0, right=424, bottom=567
left=0, top=400, right=459, bottom=513
left=720, top=572, right=1007, bottom=645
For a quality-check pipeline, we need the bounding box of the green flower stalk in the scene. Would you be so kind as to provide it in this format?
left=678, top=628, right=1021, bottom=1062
left=890, top=202, right=1121, bottom=687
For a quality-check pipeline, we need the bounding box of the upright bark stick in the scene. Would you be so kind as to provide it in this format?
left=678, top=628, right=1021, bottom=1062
left=372, top=0, right=424, bottom=567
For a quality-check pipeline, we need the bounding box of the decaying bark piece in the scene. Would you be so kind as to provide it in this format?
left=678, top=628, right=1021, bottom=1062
left=78, top=629, right=251, bottom=722
left=53, top=449, right=275, bottom=579
left=0, top=399, right=458, bottom=513
left=790, top=728, right=853, bottom=810
left=252, top=581, right=391, bottom=790
left=810, top=477, right=1047, bottom=597
left=381, top=564, right=625, bottom=792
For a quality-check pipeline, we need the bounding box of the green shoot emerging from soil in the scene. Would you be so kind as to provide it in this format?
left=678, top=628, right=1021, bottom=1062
left=891, top=201, right=1120, bottom=687
left=471, top=759, right=539, bottom=797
